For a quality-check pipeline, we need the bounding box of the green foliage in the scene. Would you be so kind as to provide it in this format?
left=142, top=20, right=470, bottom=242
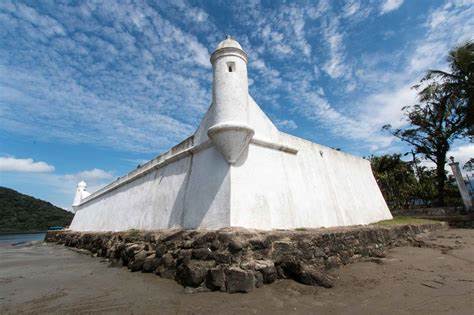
left=413, top=167, right=437, bottom=206
left=125, top=229, right=141, bottom=238
left=444, top=174, right=465, bottom=207
left=424, top=41, right=473, bottom=137
left=375, top=216, right=438, bottom=226
left=0, top=186, right=74, bottom=233
left=369, top=154, right=462, bottom=210
left=369, top=154, right=418, bottom=209
left=295, top=227, right=308, bottom=231
left=383, top=42, right=473, bottom=206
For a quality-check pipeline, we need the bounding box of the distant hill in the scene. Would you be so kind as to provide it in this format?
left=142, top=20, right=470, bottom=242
left=0, top=187, right=74, bottom=233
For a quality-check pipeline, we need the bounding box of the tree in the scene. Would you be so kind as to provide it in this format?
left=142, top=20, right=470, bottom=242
left=0, top=186, right=74, bottom=233
left=369, top=154, right=418, bottom=209
left=423, top=41, right=474, bottom=137
left=405, top=151, right=438, bottom=206
left=383, top=42, right=473, bottom=206
left=383, top=82, right=467, bottom=206
left=369, top=154, right=462, bottom=209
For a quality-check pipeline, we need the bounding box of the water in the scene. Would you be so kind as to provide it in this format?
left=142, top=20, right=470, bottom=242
left=0, top=232, right=46, bottom=247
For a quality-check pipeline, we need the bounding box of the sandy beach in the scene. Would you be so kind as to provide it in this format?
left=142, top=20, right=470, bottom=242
left=1, top=228, right=473, bottom=315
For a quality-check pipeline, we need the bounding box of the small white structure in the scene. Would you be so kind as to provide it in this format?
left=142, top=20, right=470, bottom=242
left=448, top=157, right=473, bottom=210
left=70, top=37, right=392, bottom=232
left=72, top=181, right=91, bottom=212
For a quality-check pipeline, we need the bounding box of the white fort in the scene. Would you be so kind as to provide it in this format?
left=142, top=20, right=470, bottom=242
left=70, top=37, right=392, bottom=232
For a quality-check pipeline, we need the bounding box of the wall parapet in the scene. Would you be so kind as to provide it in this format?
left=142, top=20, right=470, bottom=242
left=76, top=135, right=298, bottom=209
left=77, top=137, right=206, bottom=208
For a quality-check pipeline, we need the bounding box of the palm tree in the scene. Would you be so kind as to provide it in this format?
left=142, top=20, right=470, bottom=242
left=384, top=42, right=473, bottom=207
left=423, top=41, right=474, bottom=137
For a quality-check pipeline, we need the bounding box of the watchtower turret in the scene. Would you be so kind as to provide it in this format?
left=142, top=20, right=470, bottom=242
left=207, top=36, right=254, bottom=164
left=72, top=180, right=91, bottom=211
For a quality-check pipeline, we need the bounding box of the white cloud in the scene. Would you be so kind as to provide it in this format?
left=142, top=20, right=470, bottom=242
left=350, top=1, right=473, bottom=151
left=322, top=18, right=346, bottom=79
left=63, top=168, right=114, bottom=183
left=12, top=2, right=66, bottom=37
left=0, top=0, right=471, bottom=159
left=0, top=166, right=114, bottom=211
left=0, top=156, right=55, bottom=173
left=449, top=143, right=474, bottom=171
left=61, top=168, right=115, bottom=200
left=251, top=58, right=282, bottom=87
left=275, top=119, right=298, bottom=130
left=186, top=7, right=208, bottom=23
left=380, top=0, right=404, bottom=15
left=345, top=82, right=357, bottom=92
left=411, top=1, right=474, bottom=73
left=0, top=1, right=213, bottom=154
left=414, top=143, right=473, bottom=176
left=363, top=83, right=417, bottom=129
left=343, top=1, right=360, bottom=17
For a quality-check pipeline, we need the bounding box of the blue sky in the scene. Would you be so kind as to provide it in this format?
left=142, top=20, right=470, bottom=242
left=0, top=0, right=473, bottom=209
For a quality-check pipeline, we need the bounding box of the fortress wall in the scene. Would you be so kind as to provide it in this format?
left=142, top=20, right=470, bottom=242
left=230, top=132, right=392, bottom=229
left=70, top=146, right=231, bottom=232
left=183, top=146, right=231, bottom=229
left=70, top=156, right=192, bottom=231
left=70, top=134, right=390, bottom=232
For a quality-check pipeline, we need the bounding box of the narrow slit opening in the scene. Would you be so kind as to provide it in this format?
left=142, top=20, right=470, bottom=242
left=227, top=62, right=235, bottom=72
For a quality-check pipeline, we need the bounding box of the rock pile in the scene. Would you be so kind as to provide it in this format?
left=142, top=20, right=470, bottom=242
left=45, top=223, right=445, bottom=293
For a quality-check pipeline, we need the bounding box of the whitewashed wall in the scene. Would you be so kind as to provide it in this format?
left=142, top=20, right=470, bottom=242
left=70, top=146, right=232, bottom=232
left=71, top=132, right=391, bottom=232
left=70, top=96, right=391, bottom=232
left=182, top=147, right=231, bottom=229
left=70, top=156, right=191, bottom=231
left=231, top=133, right=392, bottom=230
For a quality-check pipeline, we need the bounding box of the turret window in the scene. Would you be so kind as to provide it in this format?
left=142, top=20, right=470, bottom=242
left=227, top=62, right=235, bottom=72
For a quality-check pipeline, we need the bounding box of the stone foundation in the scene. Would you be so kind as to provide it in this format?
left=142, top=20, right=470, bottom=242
left=45, top=223, right=445, bottom=293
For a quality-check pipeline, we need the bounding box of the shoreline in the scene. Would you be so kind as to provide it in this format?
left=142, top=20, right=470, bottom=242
left=0, top=231, right=47, bottom=235
left=1, top=227, right=473, bottom=314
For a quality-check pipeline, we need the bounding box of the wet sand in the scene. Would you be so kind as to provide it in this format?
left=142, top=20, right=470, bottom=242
left=1, top=228, right=473, bottom=314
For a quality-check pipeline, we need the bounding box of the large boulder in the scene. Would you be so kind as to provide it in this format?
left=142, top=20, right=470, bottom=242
left=128, top=250, right=148, bottom=272
left=228, top=239, right=244, bottom=253
left=206, top=267, right=226, bottom=291
left=225, top=267, right=255, bottom=293
left=176, top=261, right=215, bottom=287
left=254, top=260, right=277, bottom=284
left=155, top=253, right=176, bottom=279
left=192, top=248, right=212, bottom=260
left=276, top=257, right=333, bottom=288
left=298, top=266, right=334, bottom=288
left=121, top=243, right=144, bottom=266
left=142, top=254, right=160, bottom=273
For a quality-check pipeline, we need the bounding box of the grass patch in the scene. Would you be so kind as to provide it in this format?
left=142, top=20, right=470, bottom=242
left=375, top=216, right=438, bottom=226
left=124, top=229, right=141, bottom=238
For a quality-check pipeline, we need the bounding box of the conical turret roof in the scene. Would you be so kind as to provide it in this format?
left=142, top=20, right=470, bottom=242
left=215, top=35, right=243, bottom=51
